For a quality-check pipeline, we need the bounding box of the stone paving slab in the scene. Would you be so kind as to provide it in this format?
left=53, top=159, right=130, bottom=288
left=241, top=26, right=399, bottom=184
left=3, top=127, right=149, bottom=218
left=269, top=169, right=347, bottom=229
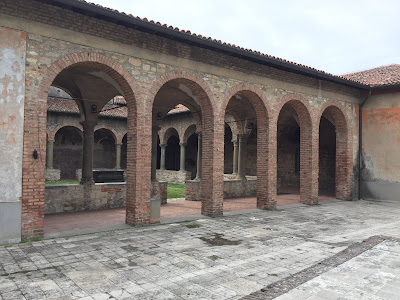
left=271, top=239, right=400, bottom=300
left=1, top=200, right=400, bottom=299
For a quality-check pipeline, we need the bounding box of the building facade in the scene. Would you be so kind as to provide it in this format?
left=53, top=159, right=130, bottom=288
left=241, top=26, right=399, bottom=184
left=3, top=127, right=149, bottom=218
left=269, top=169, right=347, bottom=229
left=0, top=0, right=399, bottom=244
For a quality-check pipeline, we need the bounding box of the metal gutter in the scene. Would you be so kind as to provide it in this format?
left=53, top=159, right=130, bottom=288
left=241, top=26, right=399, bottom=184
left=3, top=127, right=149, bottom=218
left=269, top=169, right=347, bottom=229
left=39, top=0, right=370, bottom=90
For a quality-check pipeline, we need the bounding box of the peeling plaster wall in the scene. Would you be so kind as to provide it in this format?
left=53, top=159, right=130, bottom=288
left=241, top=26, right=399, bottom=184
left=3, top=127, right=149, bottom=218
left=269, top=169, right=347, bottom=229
left=0, top=26, right=25, bottom=244
left=362, top=92, right=400, bottom=200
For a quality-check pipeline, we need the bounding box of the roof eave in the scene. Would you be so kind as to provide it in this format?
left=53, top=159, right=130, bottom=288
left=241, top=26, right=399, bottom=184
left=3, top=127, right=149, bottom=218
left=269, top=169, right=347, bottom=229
left=40, top=0, right=369, bottom=90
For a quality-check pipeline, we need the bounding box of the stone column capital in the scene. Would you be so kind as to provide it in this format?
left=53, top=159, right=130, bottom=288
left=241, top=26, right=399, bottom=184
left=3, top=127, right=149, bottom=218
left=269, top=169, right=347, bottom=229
left=160, top=143, right=167, bottom=149
left=179, top=142, right=187, bottom=147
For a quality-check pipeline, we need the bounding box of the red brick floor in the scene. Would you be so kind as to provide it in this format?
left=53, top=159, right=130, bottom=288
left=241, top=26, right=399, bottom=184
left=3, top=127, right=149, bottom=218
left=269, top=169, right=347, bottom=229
left=44, top=194, right=334, bottom=235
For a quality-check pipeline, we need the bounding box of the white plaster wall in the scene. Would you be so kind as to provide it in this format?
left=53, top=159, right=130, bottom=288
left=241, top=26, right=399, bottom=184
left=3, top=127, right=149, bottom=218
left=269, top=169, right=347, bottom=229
left=0, top=26, right=26, bottom=203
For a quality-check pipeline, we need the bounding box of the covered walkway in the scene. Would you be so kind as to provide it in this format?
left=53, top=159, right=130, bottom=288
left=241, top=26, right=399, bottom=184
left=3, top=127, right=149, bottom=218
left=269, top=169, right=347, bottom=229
left=44, top=194, right=334, bottom=236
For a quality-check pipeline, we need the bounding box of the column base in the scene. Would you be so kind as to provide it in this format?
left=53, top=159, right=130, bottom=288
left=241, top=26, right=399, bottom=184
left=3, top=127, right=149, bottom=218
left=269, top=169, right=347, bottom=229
left=80, top=178, right=95, bottom=185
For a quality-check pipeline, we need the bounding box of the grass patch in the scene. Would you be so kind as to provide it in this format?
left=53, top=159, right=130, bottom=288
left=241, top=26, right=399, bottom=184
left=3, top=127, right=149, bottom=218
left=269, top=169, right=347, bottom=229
left=167, top=183, right=185, bottom=199
left=45, top=180, right=79, bottom=185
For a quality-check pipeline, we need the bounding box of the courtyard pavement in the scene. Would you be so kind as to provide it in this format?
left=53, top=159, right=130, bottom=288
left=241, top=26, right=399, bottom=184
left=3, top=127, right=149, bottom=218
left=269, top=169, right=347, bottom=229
left=1, top=199, right=400, bottom=299
left=44, top=194, right=334, bottom=235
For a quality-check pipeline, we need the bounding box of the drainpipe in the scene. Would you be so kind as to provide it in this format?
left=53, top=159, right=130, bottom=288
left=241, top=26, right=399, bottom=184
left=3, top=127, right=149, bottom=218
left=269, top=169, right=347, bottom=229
left=358, top=88, right=372, bottom=200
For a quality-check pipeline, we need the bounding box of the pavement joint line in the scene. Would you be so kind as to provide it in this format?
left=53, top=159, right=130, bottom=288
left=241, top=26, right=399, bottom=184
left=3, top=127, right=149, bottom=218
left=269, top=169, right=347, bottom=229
left=241, top=235, right=389, bottom=300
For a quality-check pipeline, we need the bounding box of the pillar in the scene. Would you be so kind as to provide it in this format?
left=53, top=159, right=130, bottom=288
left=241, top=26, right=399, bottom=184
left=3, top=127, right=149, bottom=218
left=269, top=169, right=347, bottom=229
left=116, top=143, right=122, bottom=169
left=46, top=139, right=55, bottom=169
left=232, top=139, right=238, bottom=175
left=237, top=134, right=249, bottom=179
left=151, top=126, right=160, bottom=181
left=179, top=142, right=187, bottom=171
left=160, top=144, right=167, bottom=170
left=195, top=132, right=202, bottom=180
left=81, top=120, right=96, bottom=185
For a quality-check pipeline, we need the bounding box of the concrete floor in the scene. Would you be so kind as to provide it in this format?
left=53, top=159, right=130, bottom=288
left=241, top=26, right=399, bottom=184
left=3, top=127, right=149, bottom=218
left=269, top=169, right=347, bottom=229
left=44, top=194, right=334, bottom=236
left=2, top=199, right=400, bottom=299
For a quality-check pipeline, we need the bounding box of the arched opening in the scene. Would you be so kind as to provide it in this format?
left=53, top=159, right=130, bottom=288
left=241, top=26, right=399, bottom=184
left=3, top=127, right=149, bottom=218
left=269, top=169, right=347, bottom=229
left=319, top=116, right=336, bottom=196
left=36, top=57, right=138, bottom=238
left=186, top=133, right=198, bottom=180
left=151, top=74, right=216, bottom=219
left=222, top=88, right=269, bottom=212
left=224, top=124, right=234, bottom=174
left=277, top=104, right=300, bottom=195
left=277, top=99, right=316, bottom=205
left=319, top=106, right=352, bottom=200
left=94, top=128, right=116, bottom=169
left=53, top=126, right=82, bottom=180
left=165, top=133, right=180, bottom=171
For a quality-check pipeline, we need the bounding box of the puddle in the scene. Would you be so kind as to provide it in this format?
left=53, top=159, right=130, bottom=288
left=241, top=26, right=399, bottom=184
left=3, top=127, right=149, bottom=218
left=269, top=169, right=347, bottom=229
left=200, top=233, right=241, bottom=246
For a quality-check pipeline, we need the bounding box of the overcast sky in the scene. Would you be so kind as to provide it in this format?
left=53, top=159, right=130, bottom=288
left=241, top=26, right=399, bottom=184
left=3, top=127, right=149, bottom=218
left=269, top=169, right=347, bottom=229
left=90, top=0, right=399, bottom=75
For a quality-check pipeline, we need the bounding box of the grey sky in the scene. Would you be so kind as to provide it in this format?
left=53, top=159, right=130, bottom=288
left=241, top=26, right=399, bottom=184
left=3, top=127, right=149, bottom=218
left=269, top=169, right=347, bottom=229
left=90, top=0, right=399, bottom=75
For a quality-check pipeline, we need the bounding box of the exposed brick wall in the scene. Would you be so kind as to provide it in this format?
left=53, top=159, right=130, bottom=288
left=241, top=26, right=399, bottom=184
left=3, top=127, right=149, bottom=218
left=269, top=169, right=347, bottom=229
left=5, top=0, right=357, bottom=239
left=0, top=0, right=361, bottom=98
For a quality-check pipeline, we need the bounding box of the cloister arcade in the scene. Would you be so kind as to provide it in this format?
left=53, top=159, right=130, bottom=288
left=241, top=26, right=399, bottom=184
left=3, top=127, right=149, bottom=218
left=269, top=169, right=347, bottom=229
left=21, top=54, right=353, bottom=239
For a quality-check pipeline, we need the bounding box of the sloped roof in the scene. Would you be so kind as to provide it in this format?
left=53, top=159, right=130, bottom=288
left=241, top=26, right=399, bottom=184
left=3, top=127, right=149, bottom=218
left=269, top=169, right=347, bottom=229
left=341, top=64, right=400, bottom=87
left=48, top=0, right=369, bottom=89
left=47, top=97, right=128, bottom=118
left=47, top=97, right=189, bottom=118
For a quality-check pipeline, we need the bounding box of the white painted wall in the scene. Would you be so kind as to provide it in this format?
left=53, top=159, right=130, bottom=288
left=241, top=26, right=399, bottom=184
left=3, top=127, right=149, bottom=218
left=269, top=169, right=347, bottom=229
left=0, top=26, right=26, bottom=203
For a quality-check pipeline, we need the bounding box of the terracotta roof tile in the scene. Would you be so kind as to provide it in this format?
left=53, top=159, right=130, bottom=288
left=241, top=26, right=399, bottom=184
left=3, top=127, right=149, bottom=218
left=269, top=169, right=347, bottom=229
left=167, top=104, right=190, bottom=115
left=47, top=97, right=128, bottom=118
left=340, top=64, right=400, bottom=87
left=47, top=98, right=189, bottom=118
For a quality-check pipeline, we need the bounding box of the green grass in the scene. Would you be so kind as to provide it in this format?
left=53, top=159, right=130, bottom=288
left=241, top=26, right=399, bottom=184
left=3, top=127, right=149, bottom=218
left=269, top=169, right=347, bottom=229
left=167, top=183, right=185, bottom=199
left=45, top=180, right=79, bottom=185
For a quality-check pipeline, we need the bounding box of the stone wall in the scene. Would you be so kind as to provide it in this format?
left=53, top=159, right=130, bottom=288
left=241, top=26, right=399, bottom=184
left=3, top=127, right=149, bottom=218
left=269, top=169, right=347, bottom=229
left=156, top=170, right=191, bottom=184
left=45, top=182, right=167, bottom=213
left=45, top=183, right=126, bottom=214
left=186, top=177, right=257, bottom=201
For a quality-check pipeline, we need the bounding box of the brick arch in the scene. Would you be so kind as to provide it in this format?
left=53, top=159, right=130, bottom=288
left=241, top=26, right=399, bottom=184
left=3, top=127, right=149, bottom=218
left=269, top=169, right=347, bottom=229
left=94, top=126, right=120, bottom=144
left=48, top=123, right=83, bottom=141
left=162, top=127, right=180, bottom=145
left=182, top=124, right=197, bottom=143
left=221, top=83, right=276, bottom=209
left=149, top=71, right=216, bottom=131
left=319, top=102, right=353, bottom=200
left=148, top=70, right=221, bottom=216
left=22, top=52, right=140, bottom=239
left=276, top=94, right=318, bottom=205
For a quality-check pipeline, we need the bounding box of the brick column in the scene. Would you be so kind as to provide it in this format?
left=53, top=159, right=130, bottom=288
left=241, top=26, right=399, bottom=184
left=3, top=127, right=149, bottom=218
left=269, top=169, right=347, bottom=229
left=160, top=144, right=166, bottom=170
left=116, top=143, right=122, bottom=169
left=151, top=125, right=160, bottom=181
left=179, top=142, right=187, bottom=171
left=237, top=134, right=249, bottom=179
left=232, top=139, right=238, bottom=175
left=300, top=122, right=319, bottom=205
left=195, top=132, right=202, bottom=180
left=80, top=120, right=96, bottom=185
left=46, top=139, right=55, bottom=169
